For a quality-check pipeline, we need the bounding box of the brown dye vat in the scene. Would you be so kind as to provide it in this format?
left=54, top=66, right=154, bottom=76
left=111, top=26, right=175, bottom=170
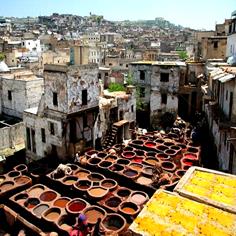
left=84, top=206, right=106, bottom=225
left=24, top=198, right=40, bottom=209
left=131, top=192, right=148, bottom=205
left=53, top=197, right=70, bottom=208
left=75, top=180, right=92, bottom=191
left=109, top=164, right=124, bottom=172
left=101, top=179, right=117, bottom=189
left=137, top=176, right=153, bottom=185
left=14, top=164, right=27, bottom=173
left=39, top=191, right=57, bottom=202
left=120, top=202, right=139, bottom=215
left=58, top=215, right=76, bottom=231
left=129, top=163, right=143, bottom=172
left=144, top=158, right=159, bottom=166
left=157, top=145, right=168, bottom=152
left=33, top=204, right=49, bottom=217
left=135, top=150, right=145, bottom=156
left=67, top=199, right=87, bottom=213
left=74, top=170, right=90, bottom=179
left=86, top=150, right=98, bottom=157
left=8, top=171, right=21, bottom=178
left=63, top=176, right=78, bottom=185
left=105, top=197, right=121, bottom=208
left=88, top=187, right=108, bottom=199
left=155, top=138, right=164, bottom=144
left=51, top=171, right=65, bottom=179
left=156, top=153, right=169, bottom=160
left=163, top=141, right=175, bottom=147
left=28, top=185, right=45, bottom=197
left=88, top=157, right=101, bottom=165
left=164, top=149, right=177, bottom=156
left=131, top=139, right=144, bottom=146
left=0, top=181, right=14, bottom=191
left=97, top=152, right=107, bottom=158
left=122, top=151, right=135, bottom=159
left=67, top=164, right=78, bottom=171
left=116, top=188, right=130, bottom=198
left=87, top=173, right=104, bottom=182
left=123, top=146, right=134, bottom=152
left=123, top=169, right=138, bottom=178
left=0, top=176, right=5, bottom=183
left=14, top=176, right=30, bottom=185
left=145, top=151, right=157, bottom=157
left=105, top=155, right=117, bottom=162
left=102, top=214, right=126, bottom=233
left=44, top=208, right=61, bottom=221
left=161, top=161, right=176, bottom=172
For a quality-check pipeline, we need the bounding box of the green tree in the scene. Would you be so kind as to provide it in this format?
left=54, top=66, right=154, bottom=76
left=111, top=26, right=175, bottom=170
left=108, top=83, right=125, bottom=92
left=126, top=72, right=134, bottom=85
left=177, top=51, right=188, bottom=60
left=0, top=53, right=5, bottom=61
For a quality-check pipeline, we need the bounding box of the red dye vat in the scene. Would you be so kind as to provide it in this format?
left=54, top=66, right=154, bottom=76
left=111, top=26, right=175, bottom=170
left=182, top=159, right=193, bottom=166
left=68, top=201, right=86, bottom=212
left=184, top=153, right=197, bottom=160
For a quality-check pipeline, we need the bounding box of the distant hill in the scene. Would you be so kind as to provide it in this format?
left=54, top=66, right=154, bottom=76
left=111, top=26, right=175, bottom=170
left=116, top=17, right=184, bottom=30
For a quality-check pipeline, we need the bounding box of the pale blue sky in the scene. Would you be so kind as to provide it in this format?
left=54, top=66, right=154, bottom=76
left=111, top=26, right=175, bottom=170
left=0, top=0, right=235, bottom=30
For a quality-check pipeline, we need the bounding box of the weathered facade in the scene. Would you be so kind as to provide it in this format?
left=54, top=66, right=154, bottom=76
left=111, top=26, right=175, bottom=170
left=202, top=67, right=236, bottom=174
left=0, top=69, right=44, bottom=119
left=24, top=64, right=99, bottom=161
left=130, top=61, right=186, bottom=128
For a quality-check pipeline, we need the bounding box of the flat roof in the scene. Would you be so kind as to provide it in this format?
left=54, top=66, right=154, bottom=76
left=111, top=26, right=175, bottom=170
left=131, top=61, right=186, bottom=66
left=24, top=107, right=38, bottom=115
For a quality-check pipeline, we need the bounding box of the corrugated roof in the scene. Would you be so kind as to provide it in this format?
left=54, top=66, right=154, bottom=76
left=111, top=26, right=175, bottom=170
left=218, top=73, right=235, bottom=83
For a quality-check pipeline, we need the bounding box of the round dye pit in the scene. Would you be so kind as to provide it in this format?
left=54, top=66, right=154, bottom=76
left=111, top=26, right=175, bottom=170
left=144, top=158, right=160, bottom=166
left=87, top=173, right=104, bottom=182
left=14, top=164, right=27, bottom=172
left=105, top=155, right=117, bottom=162
left=120, top=202, right=139, bottom=215
left=84, top=206, right=106, bottom=225
left=163, top=142, right=175, bottom=147
left=137, top=176, right=153, bottom=185
left=28, top=185, right=45, bottom=197
left=99, top=161, right=112, bottom=168
left=85, top=150, right=98, bottom=157
left=187, top=147, right=199, bottom=153
left=88, top=187, right=108, bottom=199
left=101, top=179, right=117, bottom=190
left=58, top=215, right=76, bottom=232
left=97, top=152, right=107, bottom=158
left=14, top=193, right=28, bottom=202
left=44, top=208, right=61, bottom=221
left=157, top=145, right=168, bottom=152
left=14, top=176, right=30, bottom=185
left=67, top=199, right=87, bottom=213
left=53, top=197, right=70, bottom=208
left=39, top=191, right=57, bottom=202
left=182, top=158, right=194, bottom=166
left=0, top=181, right=14, bottom=191
left=88, top=157, right=101, bottom=165
left=33, top=204, right=49, bottom=217
left=142, top=167, right=154, bottom=176
left=123, top=169, right=138, bottom=178
left=122, top=151, right=135, bottom=159
left=75, top=180, right=92, bottom=191
left=164, top=149, right=176, bottom=156
left=176, top=170, right=186, bottom=178
left=131, top=192, right=148, bottom=205
left=123, top=146, right=134, bottom=152
left=63, top=176, right=78, bottom=185
left=129, top=163, right=143, bottom=172
left=74, top=170, right=90, bottom=179
left=145, top=151, right=157, bottom=157
left=102, top=214, right=126, bottom=233
left=109, top=164, right=124, bottom=172
left=131, top=140, right=144, bottom=146
left=156, top=153, right=169, bottom=160
left=144, top=141, right=156, bottom=148
left=116, top=188, right=131, bottom=198
left=24, top=198, right=40, bottom=209
left=184, top=153, right=198, bottom=160
left=105, top=197, right=121, bottom=208
left=8, top=171, right=21, bottom=178
left=116, top=159, right=130, bottom=165
left=161, top=161, right=176, bottom=172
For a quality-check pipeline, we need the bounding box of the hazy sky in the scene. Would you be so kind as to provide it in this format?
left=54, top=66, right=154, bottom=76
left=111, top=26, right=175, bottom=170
left=0, top=0, right=235, bottom=30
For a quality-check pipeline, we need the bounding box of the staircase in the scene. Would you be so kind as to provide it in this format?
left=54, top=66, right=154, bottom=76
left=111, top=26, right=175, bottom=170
left=102, top=125, right=118, bottom=149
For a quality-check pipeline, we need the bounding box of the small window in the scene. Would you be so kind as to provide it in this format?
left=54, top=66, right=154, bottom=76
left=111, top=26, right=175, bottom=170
left=213, top=41, right=218, bottom=49
left=119, top=110, right=124, bottom=120
left=161, top=94, right=167, bottom=104
left=109, top=63, right=112, bottom=66
left=41, top=128, right=46, bottom=143
left=26, top=127, right=31, bottom=150
left=8, top=91, right=12, bottom=101
left=226, top=90, right=228, bottom=100
left=160, top=73, right=169, bottom=82
left=131, top=105, right=134, bottom=112
left=82, top=89, right=87, bottom=105
left=31, top=129, right=36, bottom=153
left=50, top=123, right=55, bottom=135
left=98, top=73, right=101, bottom=79
left=83, top=114, right=87, bottom=128
left=53, top=92, right=58, bottom=106
left=105, top=73, right=108, bottom=76
left=139, top=71, right=145, bottom=80
left=126, top=64, right=129, bottom=68
left=140, top=87, right=145, bottom=98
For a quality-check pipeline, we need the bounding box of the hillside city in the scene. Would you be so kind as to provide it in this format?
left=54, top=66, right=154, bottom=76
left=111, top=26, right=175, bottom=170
left=0, top=9, right=236, bottom=236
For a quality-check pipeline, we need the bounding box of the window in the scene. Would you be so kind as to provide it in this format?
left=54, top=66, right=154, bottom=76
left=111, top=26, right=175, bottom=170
left=119, top=110, right=124, bottom=120
left=41, top=128, right=46, bottom=143
left=53, top=92, right=58, bottom=106
left=83, top=114, right=87, bottom=128
left=161, top=94, right=167, bottom=104
left=140, top=87, right=145, bottom=98
left=82, top=89, right=87, bottom=105
left=139, top=71, right=145, bottom=80
left=224, top=132, right=227, bottom=145
left=31, top=129, right=36, bottom=153
left=8, top=91, right=12, bottom=101
left=50, top=123, right=55, bottom=135
left=226, top=90, right=228, bottom=100
left=131, top=105, right=134, bottom=112
left=98, top=73, right=101, bottom=79
left=213, top=41, right=218, bottom=49
left=160, top=73, right=169, bottom=82
left=26, top=127, right=31, bottom=150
